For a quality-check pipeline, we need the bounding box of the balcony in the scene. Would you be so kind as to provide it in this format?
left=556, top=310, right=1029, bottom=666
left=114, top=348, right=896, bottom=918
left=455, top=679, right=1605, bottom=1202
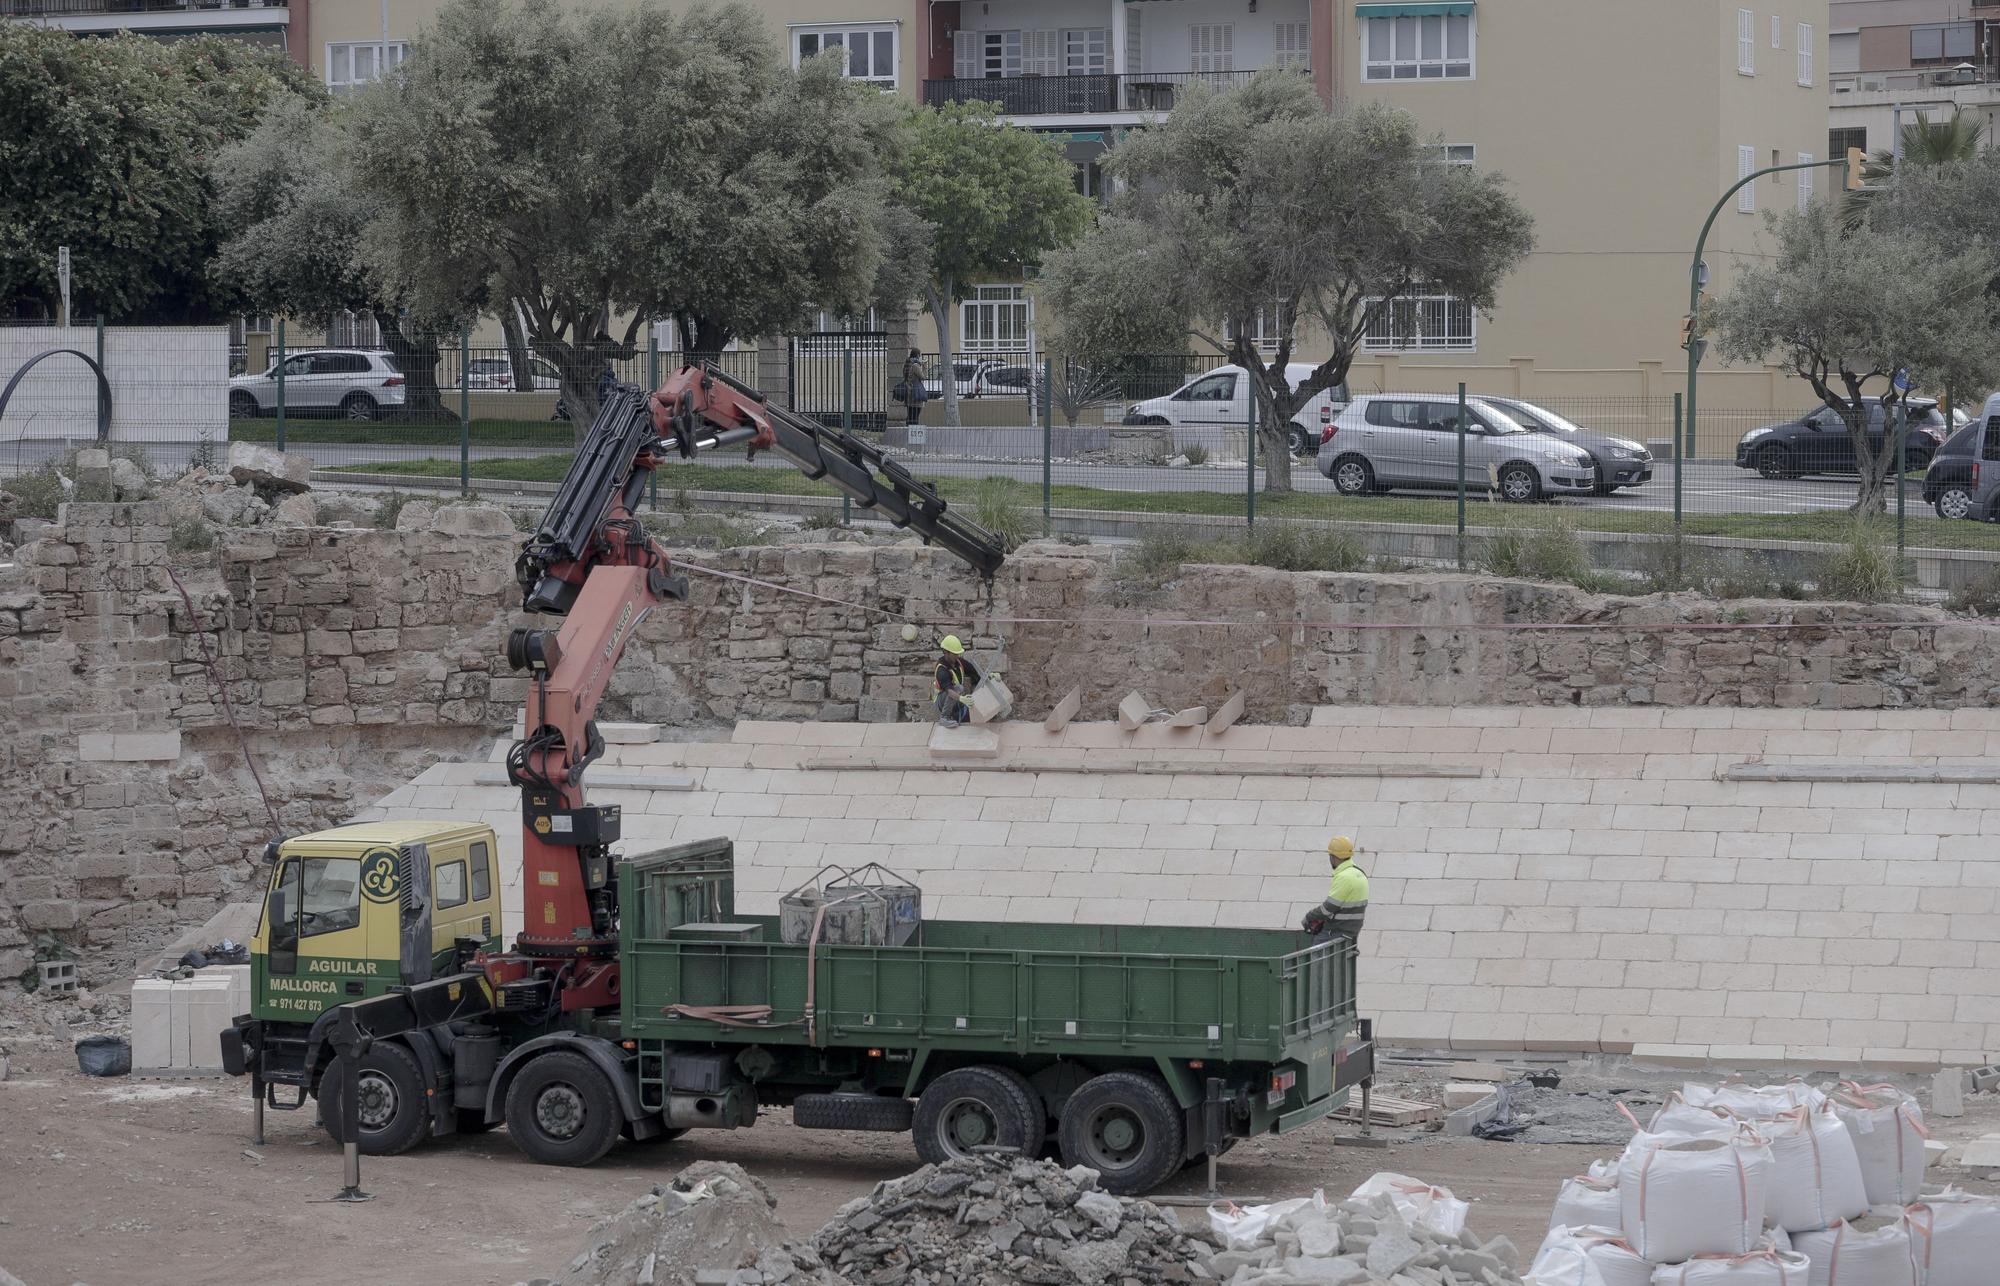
left=922, top=69, right=1267, bottom=117
left=1, top=0, right=286, bottom=22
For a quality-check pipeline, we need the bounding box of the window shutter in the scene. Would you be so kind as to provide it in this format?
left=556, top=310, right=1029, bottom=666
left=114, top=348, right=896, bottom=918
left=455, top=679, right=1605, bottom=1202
left=1798, top=24, right=1812, bottom=84
left=954, top=29, right=977, bottom=79
left=1124, top=5, right=1141, bottom=75
left=1190, top=24, right=1234, bottom=73
left=1772, top=14, right=1781, bottom=48
left=1797, top=153, right=1813, bottom=210
left=1738, top=146, right=1757, bottom=212
left=1023, top=29, right=1058, bottom=77
left=1738, top=9, right=1755, bottom=74
left=1275, top=21, right=1309, bottom=69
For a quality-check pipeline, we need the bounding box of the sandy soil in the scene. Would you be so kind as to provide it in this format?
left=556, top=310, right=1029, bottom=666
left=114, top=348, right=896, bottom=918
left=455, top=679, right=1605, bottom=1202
left=2, top=1047, right=1994, bottom=1286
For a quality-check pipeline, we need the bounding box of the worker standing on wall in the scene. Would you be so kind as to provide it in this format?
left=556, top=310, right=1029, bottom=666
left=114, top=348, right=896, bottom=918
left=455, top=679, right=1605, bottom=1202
left=933, top=635, right=981, bottom=728
left=1302, top=836, right=1369, bottom=949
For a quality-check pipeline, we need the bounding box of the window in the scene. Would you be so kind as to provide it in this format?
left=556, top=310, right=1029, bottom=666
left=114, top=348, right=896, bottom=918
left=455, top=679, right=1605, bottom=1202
left=1437, top=144, right=1476, bottom=165
left=1984, top=416, right=2000, bottom=461
left=1179, top=373, right=1237, bottom=401
left=436, top=860, right=468, bottom=910
left=328, top=310, right=380, bottom=348
left=1363, top=291, right=1476, bottom=352
left=1797, top=152, right=1814, bottom=210
left=957, top=29, right=1023, bottom=78
left=1072, top=158, right=1106, bottom=200
left=1022, top=29, right=1059, bottom=77
left=1064, top=28, right=1108, bottom=75
left=1123, top=4, right=1141, bottom=75
left=1364, top=13, right=1473, bottom=81
left=278, top=857, right=361, bottom=938
left=1738, top=146, right=1757, bottom=213
left=1772, top=14, right=1781, bottom=49
left=1364, top=399, right=1427, bottom=429
left=809, top=306, right=882, bottom=334
left=1224, top=305, right=1282, bottom=353
left=960, top=285, right=1031, bottom=352
left=470, top=842, right=491, bottom=902
left=1275, top=20, right=1310, bottom=70
left=1829, top=126, right=1867, bottom=161
left=1190, top=23, right=1234, bottom=73
left=326, top=41, right=406, bottom=94
left=1738, top=10, right=1755, bottom=75
left=1797, top=23, right=1812, bottom=85
left=1911, top=23, right=1977, bottom=64
left=794, top=25, right=898, bottom=86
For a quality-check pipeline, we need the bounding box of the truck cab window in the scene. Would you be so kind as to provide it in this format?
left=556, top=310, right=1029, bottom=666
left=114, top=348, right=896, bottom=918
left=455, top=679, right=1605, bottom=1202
left=436, top=860, right=468, bottom=910
left=469, top=842, right=492, bottom=902
left=297, top=857, right=362, bottom=936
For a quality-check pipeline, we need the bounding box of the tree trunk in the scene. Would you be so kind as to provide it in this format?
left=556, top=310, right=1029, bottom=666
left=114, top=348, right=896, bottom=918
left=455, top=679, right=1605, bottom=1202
left=1255, top=382, right=1296, bottom=495
left=539, top=337, right=606, bottom=443
left=676, top=314, right=735, bottom=366
left=377, top=315, right=448, bottom=423
left=501, top=305, right=536, bottom=399
left=1848, top=399, right=1895, bottom=517
left=925, top=278, right=959, bottom=428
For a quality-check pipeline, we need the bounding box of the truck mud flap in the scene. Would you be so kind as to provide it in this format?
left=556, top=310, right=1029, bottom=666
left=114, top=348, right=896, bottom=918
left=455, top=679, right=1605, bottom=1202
left=793, top=1093, right=914, bottom=1133
left=1333, top=1018, right=1375, bottom=1093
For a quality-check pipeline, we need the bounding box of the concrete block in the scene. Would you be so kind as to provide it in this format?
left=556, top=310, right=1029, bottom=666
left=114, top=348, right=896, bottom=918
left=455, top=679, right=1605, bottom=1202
left=1445, top=1082, right=1498, bottom=1110
left=115, top=731, right=181, bottom=761
left=1959, top=1139, right=2000, bottom=1169
left=1445, top=1094, right=1504, bottom=1137
left=597, top=722, right=661, bottom=744
left=1933, top=1067, right=1966, bottom=1118
left=929, top=723, right=1000, bottom=760
left=1116, top=692, right=1152, bottom=732
left=1167, top=706, right=1208, bottom=728
left=1448, top=1060, right=1511, bottom=1084
left=131, top=979, right=173, bottom=1070
left=1044, top=686, right=1081, bottom=735
left=1209, top=691, right=1246, bottom=737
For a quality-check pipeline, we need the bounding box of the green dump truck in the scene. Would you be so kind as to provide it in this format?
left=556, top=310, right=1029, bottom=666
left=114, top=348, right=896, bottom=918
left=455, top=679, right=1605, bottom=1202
left=226, top=828, right=1373, bottom=1196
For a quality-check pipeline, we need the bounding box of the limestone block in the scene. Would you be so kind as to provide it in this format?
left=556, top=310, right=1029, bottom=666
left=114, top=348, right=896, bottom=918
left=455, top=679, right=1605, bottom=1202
left=1444, top=1082, right=1498, bottom=1109
left=1934, top=1067, right=1966, bottom=1118
left=227, top=441, right=312, bottom=493
left=108, top=457, right=151, bottom=500
left=394, top=499, right=439, bottom=532
left=598, top=722, right=661, bottom=744
left=114, top=731, right=181, bottom=761
left=1167, top=706, right=1208, bottom=728
left=77, top=733, right=117, bottom=761
left=1208, top=690, right=1246, bottom=736
left=270, top=493, right=317, bottom=527
left=1044, top=685, right=1081, bottom=735
left=929, top=724, right=1000, bottom=760
left=431, top=502, right=515, bottom=537
left=1116, top=691, right=1152, bottom=732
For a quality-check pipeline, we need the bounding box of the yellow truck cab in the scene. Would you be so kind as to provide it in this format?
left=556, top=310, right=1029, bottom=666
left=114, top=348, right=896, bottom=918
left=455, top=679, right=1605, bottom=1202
left=229, top=821, right=504, bottom=1151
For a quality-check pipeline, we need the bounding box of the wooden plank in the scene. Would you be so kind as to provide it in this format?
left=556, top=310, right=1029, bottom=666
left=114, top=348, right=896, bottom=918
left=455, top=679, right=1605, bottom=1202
left=1330, top=1094, right=1441, bottom=1127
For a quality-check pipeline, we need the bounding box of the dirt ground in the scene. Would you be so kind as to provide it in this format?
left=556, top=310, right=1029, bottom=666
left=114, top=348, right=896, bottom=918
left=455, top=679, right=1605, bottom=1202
left=5, top=1045, right=1997, bottom=1286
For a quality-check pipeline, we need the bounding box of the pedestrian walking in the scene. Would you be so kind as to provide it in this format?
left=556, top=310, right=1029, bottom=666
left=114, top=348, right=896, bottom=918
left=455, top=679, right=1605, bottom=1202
left=900, top=349, right=927, bottom=426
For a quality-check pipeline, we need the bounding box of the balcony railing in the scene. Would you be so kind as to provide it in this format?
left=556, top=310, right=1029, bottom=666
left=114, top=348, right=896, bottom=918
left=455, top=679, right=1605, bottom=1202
left=923, top=69, right=1277, bottom=115
left=2, top=0, right=284, bottom=17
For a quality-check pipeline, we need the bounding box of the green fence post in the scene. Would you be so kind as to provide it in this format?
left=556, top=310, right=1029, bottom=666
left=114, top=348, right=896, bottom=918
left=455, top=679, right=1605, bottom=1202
left=1456, top=382, right=1468, bottom=571
left=274, top=318, right=286, bottom=453
left=841, top=344, right=854, bottom=527
left=647, top=330, right=660, bottom=511
left=1896, top=400, right=1907, bottom=562
left=458, top=327, right=472, bottom=496
left=1245, top=385, right=1256, bottom=533
left=94, top=317, right=105, bottom=444
left=1041, top=356, right=1053, bottom=537
left=1672, top=392, right=1684, bottom=584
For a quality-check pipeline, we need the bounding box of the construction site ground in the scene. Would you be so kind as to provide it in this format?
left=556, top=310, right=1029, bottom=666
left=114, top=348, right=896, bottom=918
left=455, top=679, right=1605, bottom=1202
left=3, top=1046, right=1997, bottom=1286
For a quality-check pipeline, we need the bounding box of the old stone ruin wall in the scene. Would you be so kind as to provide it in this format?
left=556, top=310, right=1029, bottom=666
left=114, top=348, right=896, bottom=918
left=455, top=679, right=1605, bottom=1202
left=4, top=501, right=1999, bottom=984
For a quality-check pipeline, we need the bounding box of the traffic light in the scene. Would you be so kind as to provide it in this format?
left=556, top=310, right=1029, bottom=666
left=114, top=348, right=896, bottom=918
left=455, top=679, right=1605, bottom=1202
left=1846, top=146, right=1868, bottom=191
left=1679, top=314, right=1697, bottom=349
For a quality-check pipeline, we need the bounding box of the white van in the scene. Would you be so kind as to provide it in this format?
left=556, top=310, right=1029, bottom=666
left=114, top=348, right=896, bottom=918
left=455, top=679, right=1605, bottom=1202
left=1122, top=363, right=1351, bottom=457
left=1969, top=394, right=2000, bottom=522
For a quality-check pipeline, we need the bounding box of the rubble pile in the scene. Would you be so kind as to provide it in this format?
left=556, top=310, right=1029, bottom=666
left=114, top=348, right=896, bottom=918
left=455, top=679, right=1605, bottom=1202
left=533, top=1161, right=846, bottom=1286
left=813, top=1153, right=1210, bottom=1285
left=1208, top=1183, right=1525, bottom=1286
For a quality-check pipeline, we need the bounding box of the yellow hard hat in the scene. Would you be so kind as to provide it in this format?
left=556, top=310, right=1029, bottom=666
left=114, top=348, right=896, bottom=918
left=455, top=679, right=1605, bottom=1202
left=939, top=635, right=965, bottom=655
left=1327, top=835, right=1355, bottom=861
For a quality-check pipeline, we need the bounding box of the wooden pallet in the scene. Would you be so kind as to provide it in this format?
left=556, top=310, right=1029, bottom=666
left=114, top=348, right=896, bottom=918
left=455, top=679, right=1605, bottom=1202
left=1331, top=1094, right=1442, bottom=1127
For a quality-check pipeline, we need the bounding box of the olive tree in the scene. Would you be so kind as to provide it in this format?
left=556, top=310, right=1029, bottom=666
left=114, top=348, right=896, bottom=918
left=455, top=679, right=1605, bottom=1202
left=1710, top=201, right=2000, bottom=514
left=346, top=0, right=893, bottom=431
left=1040, top=73, right=1534, bottom=494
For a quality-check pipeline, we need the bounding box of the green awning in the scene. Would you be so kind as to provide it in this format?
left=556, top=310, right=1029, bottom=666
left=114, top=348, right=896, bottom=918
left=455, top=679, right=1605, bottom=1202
left=1355, top=3, right=1475, bottom=16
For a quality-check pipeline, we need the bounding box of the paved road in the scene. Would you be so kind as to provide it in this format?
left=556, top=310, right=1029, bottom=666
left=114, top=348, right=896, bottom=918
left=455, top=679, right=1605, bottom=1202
left=0, top=435, right=1942, bottom=519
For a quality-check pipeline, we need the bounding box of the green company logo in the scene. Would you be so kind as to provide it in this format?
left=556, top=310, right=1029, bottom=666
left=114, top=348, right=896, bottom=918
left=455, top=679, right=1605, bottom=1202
left=360, top=849, right=401, bottom=904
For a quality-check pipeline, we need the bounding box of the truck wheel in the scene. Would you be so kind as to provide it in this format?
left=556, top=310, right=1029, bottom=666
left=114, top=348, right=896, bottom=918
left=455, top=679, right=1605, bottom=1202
left=913, top=1067, right=1033, bottom=1165
left=981, top=1066, right=1049, bottom=1151
left=504, top=1051, right=622, bottom=1167
left=1058, top=1072, right=1184, bottom=1196
left=318, top=1044, right=429, bottom=1156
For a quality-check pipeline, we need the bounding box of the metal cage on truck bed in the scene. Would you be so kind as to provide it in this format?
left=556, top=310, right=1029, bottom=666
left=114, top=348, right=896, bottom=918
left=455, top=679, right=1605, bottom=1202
left=618, top=841, right=1356, bottom=1070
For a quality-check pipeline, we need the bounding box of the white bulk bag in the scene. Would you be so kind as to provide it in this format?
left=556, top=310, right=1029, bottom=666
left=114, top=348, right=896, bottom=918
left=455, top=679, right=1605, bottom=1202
left=1764, top=1104, right=1870, bottom=1233
left=1906, top=1190, right=2000, bottom=1286
left=1531, top=1227, right=1652, bottom=1286
left=1552, top=1173, right=1624, bottom=1233
left=1791, top=1214, right=1918, bottom=1286
left=1207, top=1190, right=1324, bottom=1251
left=1651, top=1250, right=1814, bottom=1285
left=1762, top=1226, right=1794, bottom=1253
left=1348, top=1172, right=1468, bottom=1238
left=1686, top=1079, right=1822, bottom=1120
left=1652, top=1092, right=1744, bottom=1137
left=1826, top=1084, right=1927, bottom=1207
left=1621, top=1132, right=1775, bottom=1263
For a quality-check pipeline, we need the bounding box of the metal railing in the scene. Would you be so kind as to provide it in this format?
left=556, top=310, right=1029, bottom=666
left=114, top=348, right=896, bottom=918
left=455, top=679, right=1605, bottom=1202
left=922, top=69, right=1271, bottom=115
left=0, top=0, right=284, bottom=16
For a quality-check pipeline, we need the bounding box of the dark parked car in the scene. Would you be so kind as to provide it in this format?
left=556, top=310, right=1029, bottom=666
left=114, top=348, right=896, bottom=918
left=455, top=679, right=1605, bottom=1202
left=1483, top=396, right=1653, bottom=494
left=1734, top=398, right=1947, bottom=479
left=1922, top=421, right=1984, bottom=519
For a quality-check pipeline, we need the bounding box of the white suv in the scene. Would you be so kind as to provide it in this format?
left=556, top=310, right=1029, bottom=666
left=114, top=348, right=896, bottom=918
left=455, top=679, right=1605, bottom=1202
left=1316, top=394, right=1599, bottom=501
left=228, top=349, right=408, bottom=421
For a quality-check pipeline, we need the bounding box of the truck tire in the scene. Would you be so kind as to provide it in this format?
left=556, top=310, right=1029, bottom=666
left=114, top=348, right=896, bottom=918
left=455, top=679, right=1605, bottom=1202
left=981, top=1066, right=1048, bottom=1149
left=1058, top=1071, right=1184, bottom=1196
left=794, top=1093, right=915, bottom=1133
left=913, top=1067, right=1034, bottom=1165
left=504, top=1051, right=622, bottom=1167
left=318, top=1043, right=430, bottom=1156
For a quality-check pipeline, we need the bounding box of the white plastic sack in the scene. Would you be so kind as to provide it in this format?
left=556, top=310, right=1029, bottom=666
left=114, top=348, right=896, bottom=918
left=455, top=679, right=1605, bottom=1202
left=1906, top=1189, right=2000, bottom=1286
left=1531, top=1227, right=1651, bottom=1286
left=1552, top=1174, right=1624, bottom=1233
left=1620, top=1132, right=1775, bottom=1262
left=1651, top=1094, right=1746, bottom=1137
left=1827, top=1084, right=1927, bottom=1207
left=1685, top=1079, right=1825, bottom=1120
left=1207, top=1190, right=1325, bottom=1251
left=1349, top=1172, right=1468, bottom=1239
left=1762, top=1226, right=1794, bottom=1253
left=1791, top=1214, right=1918, bottom=1286
left=1650, top=1249, right=1814, bottom=1284
left=1764, top=1104, right=1871, bottom=1233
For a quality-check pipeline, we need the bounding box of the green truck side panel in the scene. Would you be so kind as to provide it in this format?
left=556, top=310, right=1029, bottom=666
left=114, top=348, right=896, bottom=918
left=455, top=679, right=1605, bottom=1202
left=252, top=956, right=404, bottom=1023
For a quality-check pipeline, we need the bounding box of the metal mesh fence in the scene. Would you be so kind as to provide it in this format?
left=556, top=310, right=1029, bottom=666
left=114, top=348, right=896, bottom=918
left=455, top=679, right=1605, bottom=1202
left=5, top=332, right=1996, bottom=593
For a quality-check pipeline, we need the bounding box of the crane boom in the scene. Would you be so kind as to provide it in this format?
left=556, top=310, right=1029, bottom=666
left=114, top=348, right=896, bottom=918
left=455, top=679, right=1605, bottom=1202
left=502, top=363, right=1004, bottom=972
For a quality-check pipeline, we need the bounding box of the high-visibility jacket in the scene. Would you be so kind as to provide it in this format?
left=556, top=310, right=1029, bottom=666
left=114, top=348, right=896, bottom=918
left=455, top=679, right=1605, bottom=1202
left=1319, top=860, right=1370, bottom=938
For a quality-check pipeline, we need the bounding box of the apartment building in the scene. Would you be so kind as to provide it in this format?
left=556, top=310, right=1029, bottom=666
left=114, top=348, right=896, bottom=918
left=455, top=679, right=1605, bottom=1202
left=0, top=0, right=302, bottom=59
left=1828, top=0, right=2000, bottom=164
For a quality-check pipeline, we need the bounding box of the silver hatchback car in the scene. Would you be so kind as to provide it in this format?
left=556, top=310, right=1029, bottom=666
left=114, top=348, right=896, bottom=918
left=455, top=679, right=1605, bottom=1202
left=1316, top=394, right=1598, bottom=502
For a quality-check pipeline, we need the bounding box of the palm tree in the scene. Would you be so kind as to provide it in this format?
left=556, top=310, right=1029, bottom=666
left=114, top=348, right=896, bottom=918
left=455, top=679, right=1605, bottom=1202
left=1842, top=109, right=1985, bottom=229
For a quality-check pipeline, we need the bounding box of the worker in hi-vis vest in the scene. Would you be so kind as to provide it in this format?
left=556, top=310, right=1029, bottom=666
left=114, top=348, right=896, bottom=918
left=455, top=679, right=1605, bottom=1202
left=1301, top=835, right=1369, bottom=947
